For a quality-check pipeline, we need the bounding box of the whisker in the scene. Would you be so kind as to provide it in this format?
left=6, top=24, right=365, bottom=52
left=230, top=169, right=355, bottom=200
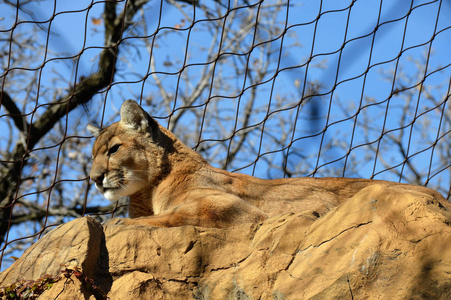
left=127, top=178, right=145, bottom=182
left=126, top=175, right=145, bottom=181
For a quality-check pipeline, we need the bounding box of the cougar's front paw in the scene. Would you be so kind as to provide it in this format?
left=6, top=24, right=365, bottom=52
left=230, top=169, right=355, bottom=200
left=102, top=217, right=129, bottom=227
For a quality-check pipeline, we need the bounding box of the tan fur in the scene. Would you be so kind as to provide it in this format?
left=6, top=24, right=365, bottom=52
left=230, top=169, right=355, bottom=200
left=88, top=100, right=445, bottom=228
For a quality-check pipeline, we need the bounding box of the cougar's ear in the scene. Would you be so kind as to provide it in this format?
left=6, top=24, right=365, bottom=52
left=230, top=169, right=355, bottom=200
left=87, top=124, right=101, bottom=137
left=120, top=100, right=159, bottom=133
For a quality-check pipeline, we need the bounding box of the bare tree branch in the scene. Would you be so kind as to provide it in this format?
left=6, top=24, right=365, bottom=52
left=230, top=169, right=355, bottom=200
left=0, top=0, right=151, bottom=244
left=0, top=91, right=30, bottom=134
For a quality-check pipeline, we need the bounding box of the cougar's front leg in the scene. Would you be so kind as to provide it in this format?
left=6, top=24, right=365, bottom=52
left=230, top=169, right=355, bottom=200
left=106, top=193, right=267, bottom=228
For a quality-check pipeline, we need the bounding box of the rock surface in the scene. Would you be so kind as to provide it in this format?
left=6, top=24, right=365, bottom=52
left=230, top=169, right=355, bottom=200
left=1, top=184, right=451, bottom=299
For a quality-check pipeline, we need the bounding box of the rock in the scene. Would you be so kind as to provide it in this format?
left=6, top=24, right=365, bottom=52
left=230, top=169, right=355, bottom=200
left=0, top=216, right=103, bottom=284
left=38, top=274, right=96, bottom=300
left=1, top=184, right=451, bottom=299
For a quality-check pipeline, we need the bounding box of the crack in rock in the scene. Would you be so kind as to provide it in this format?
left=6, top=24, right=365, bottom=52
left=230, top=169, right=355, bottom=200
left=283, top=221, right=374, bottom=274
left=315, top=221, right=373, bottom=248
left=299, top=221, right=373, bottom=253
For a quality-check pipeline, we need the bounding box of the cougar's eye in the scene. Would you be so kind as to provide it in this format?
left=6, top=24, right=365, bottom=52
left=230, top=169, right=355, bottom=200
left=108, top=144, right=121, bottom=156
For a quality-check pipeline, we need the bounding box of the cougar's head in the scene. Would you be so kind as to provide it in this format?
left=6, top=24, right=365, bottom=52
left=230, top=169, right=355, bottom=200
left=88, top=100, right=166, bottom=201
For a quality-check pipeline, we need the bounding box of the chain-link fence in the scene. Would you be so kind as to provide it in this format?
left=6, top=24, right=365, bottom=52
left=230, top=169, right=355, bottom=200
left=0, top=0, right=450, bottom=271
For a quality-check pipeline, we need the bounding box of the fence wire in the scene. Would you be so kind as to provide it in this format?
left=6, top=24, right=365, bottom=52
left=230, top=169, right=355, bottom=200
left=0, top=0, right=450, bottom=271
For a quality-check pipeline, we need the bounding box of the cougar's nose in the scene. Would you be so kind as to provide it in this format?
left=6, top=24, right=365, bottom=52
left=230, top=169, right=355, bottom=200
left=90, top=173, right=104, bottom=185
